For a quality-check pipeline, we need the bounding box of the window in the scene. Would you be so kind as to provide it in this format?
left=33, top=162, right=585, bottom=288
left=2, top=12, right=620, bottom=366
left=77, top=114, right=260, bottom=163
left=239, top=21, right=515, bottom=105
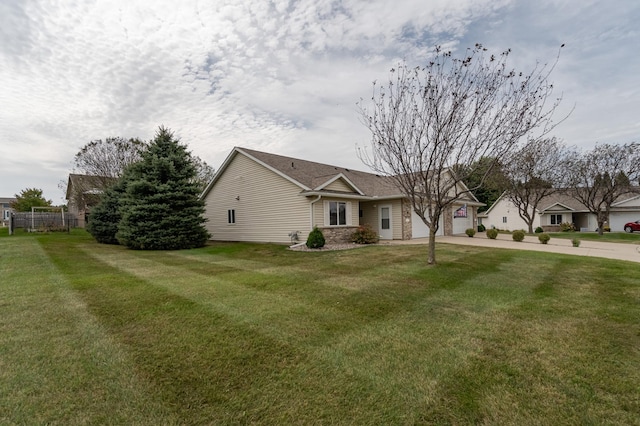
left=381, top=207, right=390, bottom=230
left=550, top=214, right=562, bottom=225
left=329, top=201, right=347, bottom=226
left=502, top=216, right=507, bottom=223
left=227, top=209, right=236, bottom=224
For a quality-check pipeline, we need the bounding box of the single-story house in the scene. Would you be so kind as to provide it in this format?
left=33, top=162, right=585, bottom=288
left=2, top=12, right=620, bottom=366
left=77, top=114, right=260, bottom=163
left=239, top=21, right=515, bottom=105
left=65, top=174, right=116, bottom=227
left=201, top=147, right=483, bottom=244
left=479, top=191, right=640, bottom=232
left=1, top=197, right=16, bottom=227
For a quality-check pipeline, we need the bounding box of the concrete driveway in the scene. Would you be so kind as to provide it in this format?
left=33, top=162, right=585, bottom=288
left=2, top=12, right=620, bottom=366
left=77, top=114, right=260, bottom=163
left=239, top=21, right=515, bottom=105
left=384, top=233, right=640, bottom=263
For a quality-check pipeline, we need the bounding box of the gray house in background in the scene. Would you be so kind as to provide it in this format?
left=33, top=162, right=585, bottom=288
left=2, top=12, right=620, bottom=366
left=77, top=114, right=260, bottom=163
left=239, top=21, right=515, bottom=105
left=65, top=174, right=116, bottom=228
left=1, top=197, right=16, bottom=227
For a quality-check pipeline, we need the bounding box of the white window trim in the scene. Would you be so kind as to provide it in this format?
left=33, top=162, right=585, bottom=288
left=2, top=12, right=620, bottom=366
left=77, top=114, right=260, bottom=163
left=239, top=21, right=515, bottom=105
left=323, top=201, right=352, bottom=227
left=227, top=209, right=236, bottom=224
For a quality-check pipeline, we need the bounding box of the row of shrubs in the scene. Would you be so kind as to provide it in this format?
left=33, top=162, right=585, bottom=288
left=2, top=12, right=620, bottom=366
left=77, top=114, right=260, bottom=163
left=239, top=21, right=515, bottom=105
left=306, top=224, right=379, bottom=249
left=466, top=227, right=581, bottom=246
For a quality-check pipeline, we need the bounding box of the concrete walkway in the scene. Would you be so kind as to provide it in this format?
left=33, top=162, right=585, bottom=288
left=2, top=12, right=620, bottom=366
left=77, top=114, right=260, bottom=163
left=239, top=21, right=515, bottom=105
left=383, top=233, right=640, bottom=263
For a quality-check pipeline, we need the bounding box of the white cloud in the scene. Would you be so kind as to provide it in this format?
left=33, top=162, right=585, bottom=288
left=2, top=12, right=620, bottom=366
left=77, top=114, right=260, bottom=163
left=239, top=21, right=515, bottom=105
left=1, top=0, right=639, bottom=201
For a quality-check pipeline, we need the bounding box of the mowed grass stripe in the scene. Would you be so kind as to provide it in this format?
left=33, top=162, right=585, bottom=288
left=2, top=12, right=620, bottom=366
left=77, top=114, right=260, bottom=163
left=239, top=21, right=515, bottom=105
left=4, top=230, right=638, bottom=424
left=0, top=237, right=179, bottom=425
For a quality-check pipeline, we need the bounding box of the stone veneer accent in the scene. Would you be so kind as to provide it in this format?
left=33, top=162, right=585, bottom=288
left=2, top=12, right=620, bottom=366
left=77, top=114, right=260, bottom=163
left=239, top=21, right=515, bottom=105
left=443, top=205, right=454, bottom=236
left=401, top=199, right=412, bottom=240
left=319, top=226, right=359, bottom=244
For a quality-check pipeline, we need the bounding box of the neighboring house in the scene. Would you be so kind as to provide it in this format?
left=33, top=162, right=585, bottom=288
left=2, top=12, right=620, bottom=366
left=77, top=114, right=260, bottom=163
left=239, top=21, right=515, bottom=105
left=1, top=197, right=16, bottom=227
left=479, top=191, right=640, bottom=232
left=65, top=174, right=116, bottom=227
left=201, top=147, right=483, bottom=244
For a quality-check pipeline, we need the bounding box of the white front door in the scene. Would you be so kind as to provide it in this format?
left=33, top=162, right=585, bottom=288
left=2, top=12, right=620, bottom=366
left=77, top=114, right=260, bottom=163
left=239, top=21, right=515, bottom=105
left=379, top=205, right=393, bottom=240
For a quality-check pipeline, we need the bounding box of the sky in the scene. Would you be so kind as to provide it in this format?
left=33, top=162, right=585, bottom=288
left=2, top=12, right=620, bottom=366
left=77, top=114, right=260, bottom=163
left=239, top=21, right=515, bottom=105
left=1, top=0, right=639, bottom=204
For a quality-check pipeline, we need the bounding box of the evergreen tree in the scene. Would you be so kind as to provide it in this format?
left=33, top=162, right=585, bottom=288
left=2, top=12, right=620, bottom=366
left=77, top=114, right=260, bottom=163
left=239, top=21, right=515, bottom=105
left=86, top=173, right=130, bottom=244
left=116, top=126, right=210, bottom=250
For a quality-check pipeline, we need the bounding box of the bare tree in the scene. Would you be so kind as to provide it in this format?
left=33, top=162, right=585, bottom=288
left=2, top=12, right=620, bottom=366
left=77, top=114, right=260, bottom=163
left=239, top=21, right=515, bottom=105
left=191, top=155, right=216, bottom=194
left=358, top=44, right=564, bottom=264
left=73, top=137, right=147, bottom=185
left=568, top=142, right=640, bottom=235
left=503, top=137, right=574, bottom=233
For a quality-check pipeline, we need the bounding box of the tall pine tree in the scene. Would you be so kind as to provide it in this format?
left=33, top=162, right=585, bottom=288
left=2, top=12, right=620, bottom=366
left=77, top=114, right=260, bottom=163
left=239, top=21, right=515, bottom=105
left=116, top=126, right=209, bottom=250
left=86, top=172, right=130, bottom=244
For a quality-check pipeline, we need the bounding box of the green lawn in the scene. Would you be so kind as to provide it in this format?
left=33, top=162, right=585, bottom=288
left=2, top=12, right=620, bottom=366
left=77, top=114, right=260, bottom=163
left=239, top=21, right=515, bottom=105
left=1, top=229, right=639, bottom=424
left=547, top=231, right=640, bottom=244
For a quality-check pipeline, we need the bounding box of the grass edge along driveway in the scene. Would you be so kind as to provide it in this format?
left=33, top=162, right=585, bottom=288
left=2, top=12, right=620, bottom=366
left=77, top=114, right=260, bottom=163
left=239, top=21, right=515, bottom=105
left=1, top=230, right=638, bottom=425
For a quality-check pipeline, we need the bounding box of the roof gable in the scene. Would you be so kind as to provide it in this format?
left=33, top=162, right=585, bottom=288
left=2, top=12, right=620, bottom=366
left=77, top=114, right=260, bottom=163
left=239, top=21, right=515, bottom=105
left=313, top=173, right=364, bottom=195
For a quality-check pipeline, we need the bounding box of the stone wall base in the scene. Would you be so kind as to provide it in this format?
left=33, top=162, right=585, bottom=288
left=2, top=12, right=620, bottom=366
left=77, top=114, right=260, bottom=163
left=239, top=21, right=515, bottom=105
left=319, top=226, right=359, bottom=244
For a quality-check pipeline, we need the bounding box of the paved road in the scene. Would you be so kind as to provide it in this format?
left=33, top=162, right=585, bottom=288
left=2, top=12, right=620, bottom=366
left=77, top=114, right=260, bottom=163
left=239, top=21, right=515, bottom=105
left=385, top=233, right=640, bottom=263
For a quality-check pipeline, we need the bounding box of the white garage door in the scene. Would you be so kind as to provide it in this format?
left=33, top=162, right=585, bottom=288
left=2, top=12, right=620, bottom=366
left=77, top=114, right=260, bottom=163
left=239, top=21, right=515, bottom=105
left=610, top=212, right=640, bottom=232
left=452, top=207, right=473, bottom=234
left=412, top=210, right=443, bottom=238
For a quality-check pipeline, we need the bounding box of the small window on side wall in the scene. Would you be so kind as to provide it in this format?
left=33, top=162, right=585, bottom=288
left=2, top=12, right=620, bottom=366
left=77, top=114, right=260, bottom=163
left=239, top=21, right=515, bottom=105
left=502, top=216, right=507, bottom=223
left=228, top=209, right=236, bottom=224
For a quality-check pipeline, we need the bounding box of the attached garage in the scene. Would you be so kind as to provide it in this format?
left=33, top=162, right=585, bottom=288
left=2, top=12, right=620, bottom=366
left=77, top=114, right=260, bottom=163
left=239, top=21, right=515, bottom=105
left=610, top=196, right=640, bottom=232
left=411, top=210, right=443, bottom=238
left=452, top=204, right=474, bottom=234
left=610, top=212, right=640, bottom=232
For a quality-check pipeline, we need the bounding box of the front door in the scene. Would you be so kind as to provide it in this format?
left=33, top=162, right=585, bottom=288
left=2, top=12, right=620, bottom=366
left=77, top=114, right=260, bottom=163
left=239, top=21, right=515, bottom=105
left=379, top=205, right=392, bottom=240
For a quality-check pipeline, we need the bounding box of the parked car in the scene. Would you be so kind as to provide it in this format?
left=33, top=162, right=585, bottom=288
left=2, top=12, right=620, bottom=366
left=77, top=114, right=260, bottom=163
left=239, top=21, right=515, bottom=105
left=624, top=220, right=640, bottom=233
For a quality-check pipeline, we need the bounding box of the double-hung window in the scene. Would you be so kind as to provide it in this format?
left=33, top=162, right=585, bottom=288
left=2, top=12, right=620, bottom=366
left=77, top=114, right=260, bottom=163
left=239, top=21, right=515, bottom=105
left=329, top=201, right=347, bottom=226
left=324, top=201, right=350, bottom=226
left=550, top=214, right=562, bottom=225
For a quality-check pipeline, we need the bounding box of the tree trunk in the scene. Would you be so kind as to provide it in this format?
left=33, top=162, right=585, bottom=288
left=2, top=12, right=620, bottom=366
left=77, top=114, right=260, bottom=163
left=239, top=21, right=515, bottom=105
left=428, top=227, right=437, bottom=265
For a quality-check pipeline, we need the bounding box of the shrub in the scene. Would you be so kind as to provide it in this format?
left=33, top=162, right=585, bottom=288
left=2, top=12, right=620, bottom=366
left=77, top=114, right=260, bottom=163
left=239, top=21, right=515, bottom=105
left=603, top=226, right=611, bottom=232
left=538, top=233, right=550, bottom=244
left=534, top=226, right=543, bottom=233
left=572, top=238, right=581, bottom=247
left=512, top=230, right=525, bottom=242
left=465, top=228, right=476, bottom=237
left=351, top=224, right=379, bottom=244
left=486, top=228, right=498, bottom=239
left=477, top=224, right=486, bottom=232
left=306, top=226, right=326, bottom=249
left=560, top=222, right=574, bottom=232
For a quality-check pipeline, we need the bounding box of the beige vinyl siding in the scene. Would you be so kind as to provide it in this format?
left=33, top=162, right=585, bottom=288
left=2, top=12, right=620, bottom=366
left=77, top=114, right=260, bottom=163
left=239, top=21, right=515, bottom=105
left=358, top=199, right=403, bottom=239
left=203, top=153, right=310, bottom=243
left=312, top=198, right=359, bottom=228
left=390, top=199, right=403, bottom=239
left=323, top=179, right=353, bottom=192
left=360, top=201, right=378, bottom=231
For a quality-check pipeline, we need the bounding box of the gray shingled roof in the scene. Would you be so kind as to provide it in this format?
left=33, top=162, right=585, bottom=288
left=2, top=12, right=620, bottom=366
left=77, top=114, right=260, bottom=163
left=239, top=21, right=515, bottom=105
left=238, top=147, right=403, bottom=197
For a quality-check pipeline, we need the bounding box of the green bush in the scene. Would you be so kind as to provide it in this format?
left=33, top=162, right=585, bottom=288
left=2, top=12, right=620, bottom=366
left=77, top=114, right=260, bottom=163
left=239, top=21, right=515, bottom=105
left=351, top=224, right=379, bottom=244
left=560, top=222, right=574, bottom=232
left=465, top=228, right=476, bottom=237
left=306, top=226, right=326, bottom=249
left=477, top=224, right=486, bottom=232
left=512, top=230, right=525, bottom=242
left=538, top=233, right=550, bottom=244
left=572, top=238, right=581, bottom=247
left=486, top=228, right=498, bottom=239
left=534, top=226, right=543, bottom=233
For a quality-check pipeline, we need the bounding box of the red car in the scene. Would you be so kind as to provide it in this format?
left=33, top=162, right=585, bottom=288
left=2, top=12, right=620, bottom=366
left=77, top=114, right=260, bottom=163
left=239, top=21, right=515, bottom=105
left=624, top=220, right=640, bottom=233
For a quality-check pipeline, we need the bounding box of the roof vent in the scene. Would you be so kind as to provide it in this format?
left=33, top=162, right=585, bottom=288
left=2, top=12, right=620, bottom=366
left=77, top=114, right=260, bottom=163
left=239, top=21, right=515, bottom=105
left=291, top=162, right=295, bottom=168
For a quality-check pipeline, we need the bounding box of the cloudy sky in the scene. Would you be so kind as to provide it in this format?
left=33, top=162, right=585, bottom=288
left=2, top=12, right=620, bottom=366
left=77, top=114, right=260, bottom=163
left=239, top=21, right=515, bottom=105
left=1, top=0, right=639, bottom=203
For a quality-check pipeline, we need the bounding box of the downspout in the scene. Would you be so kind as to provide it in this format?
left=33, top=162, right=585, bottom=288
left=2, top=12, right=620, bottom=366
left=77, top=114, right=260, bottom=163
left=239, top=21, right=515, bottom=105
left=287, top=195, right=322, bottom=248
left=309, top=195, right=322, bottom=230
